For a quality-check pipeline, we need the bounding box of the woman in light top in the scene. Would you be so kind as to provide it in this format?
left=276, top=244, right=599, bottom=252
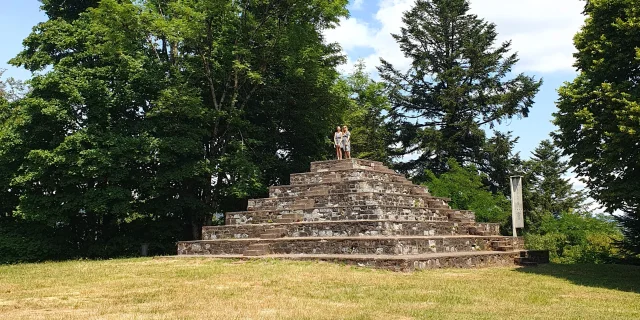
left=342, top=125, right=351, bottom=159
left=334, top=126, right=343, bottom=160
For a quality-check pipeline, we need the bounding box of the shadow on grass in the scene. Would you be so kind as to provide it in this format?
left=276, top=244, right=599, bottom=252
left=513, top=263, right=640, bottom=294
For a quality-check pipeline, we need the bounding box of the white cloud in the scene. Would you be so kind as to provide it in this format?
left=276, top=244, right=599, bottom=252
left=323, top=18, right=373, bottom=51
left=324, top=0, right=585, bottom=74
left=351, top=0, right=365, bottom=10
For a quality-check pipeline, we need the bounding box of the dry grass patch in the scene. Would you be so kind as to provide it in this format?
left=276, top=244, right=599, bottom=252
left=0, top=258, right=638, bottom=319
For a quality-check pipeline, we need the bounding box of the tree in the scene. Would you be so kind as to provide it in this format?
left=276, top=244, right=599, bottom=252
left=481, top=131, right=522, bottom=196
left=338, top=61, right=393, bottom=164
left=5, top=0, right=349, bottom=257
left=523, top=140, right=586, bottom=230
left=0, top=70, right=29, bottom=218
left=0, top=69, right=27, bottom=103
left=525, top=212, right=623, bottom=264
left=379, top=0, right=542, bottom=175
left=553, top=0, right=640, bottom=255
left=424, top=159, right=511, bottom=225
left=40, top=0, right=101, bottom=21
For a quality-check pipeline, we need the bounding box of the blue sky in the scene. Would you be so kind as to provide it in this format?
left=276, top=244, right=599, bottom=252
left=1, top=0, right=584, bottom=160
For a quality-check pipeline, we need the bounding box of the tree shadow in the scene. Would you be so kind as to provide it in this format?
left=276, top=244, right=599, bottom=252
left=513, top=263, right=640, bottom=294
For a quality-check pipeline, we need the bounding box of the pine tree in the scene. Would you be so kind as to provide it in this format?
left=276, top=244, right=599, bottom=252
left=481, top=131, right=522, bottom=196
left=379, top=0, right=541, bottom=175
left=524, top=140, right=586, bottom=230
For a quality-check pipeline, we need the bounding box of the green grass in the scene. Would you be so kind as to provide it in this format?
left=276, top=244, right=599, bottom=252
left=0, top=258, right=638, bottom=319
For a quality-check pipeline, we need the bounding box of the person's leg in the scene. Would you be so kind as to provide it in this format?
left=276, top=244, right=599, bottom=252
left=336, top=145, right=342, bottom=159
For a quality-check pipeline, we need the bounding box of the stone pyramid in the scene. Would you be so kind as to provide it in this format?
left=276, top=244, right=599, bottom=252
left=177, top=159, right=547, bottom=271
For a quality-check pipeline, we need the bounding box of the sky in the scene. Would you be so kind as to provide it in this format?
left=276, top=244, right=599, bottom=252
left=0, top=0, right=600, bottom=208
left=0, top=0, right=585, bottom=158
left=1, top=0, right=586, bottom=154
left=324, top=0, right=586, bottom=158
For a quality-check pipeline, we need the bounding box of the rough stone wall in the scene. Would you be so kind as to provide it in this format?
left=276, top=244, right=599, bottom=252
left=290, top=170, right=410, bottom=185
left=178, top=236, right=524, bottom=256
left=248, top=193, right=434, bottom=211
left=226, top=206, right=454, bottom=225
left=310, top=159, right=385, bottom=172
left=269, top=181, right=429, bottom=198
left=203, top=221, right=501, bottom=240
left=356, top=252, right=519, bottom=271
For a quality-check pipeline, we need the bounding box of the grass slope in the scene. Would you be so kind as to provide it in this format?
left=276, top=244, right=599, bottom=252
left=0, top=258, right=638, bottom=319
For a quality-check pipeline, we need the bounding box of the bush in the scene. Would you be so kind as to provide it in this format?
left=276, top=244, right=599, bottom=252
left=422, top=159, right=511, bottom=225
left=524, top=212, right=622, bottom=264
left=0, top=216, right=184, bottom=264
left=0, top=217, right=71, bottom=264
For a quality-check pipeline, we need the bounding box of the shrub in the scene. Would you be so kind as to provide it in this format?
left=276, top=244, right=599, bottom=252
left=422, top=159, right=511, bottom=225
left=524, top=212, right=622, bottom=264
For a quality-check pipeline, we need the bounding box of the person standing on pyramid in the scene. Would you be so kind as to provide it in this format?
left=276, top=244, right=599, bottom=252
left=334, top=126, right=343, bottom=160
left=342, top=125, right=351, bottom=159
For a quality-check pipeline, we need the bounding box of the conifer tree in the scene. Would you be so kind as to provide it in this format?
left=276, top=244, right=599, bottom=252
left=379, top=0, right=541, bottom=175
left=482, top=131, right=522, bottom=196
left=523, top=140, right=586, bottom=230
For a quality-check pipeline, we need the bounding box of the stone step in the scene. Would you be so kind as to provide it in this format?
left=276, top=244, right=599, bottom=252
left=447, top=211, right=476, bottom=223
left=247, top=192, right=448, bottom=211
left=310, top=159, right=387, bottom=173
left=162, top=251, right=524, bottom=271
left=427, top=198, right=450, bottom=208
left=519, top=250, right=550, bottom=264
left=468, top=226, right=495, bottom=236
left=203, top=220, right=501, bottom=240
left=225, top=205, right=461, bottom=225
left=259, top=233, right=283, bottom=239
left=242, top=243, right=270, bottom=256
left=514, top=256, right=538, bottom=266
left=259, top=227, right=288, bottom=239
left=269, top=180, right=431, bottom=198
left=178, top=236, right=524, bottom=256
left=290, top=169, right=411, bottom=186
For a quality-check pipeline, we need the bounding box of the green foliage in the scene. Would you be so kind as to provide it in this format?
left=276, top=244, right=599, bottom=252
left=0, top=215, right=185, bottom=264
left=523, top=140, right=587, bottom=231
left=481, top=131, right=522, bottom=196
left=553, top=0, right=640, bottom=255
left=1, top=0, right=350, bottom=260
left=525, top=212, right=623, bottom=264
left=0, top=69, right=27, bottom=103
left=40, top=0, right=101, bottom=21
left=0, top=217, right=71, bottom=264
left=337, top=61, right=393, bottom=164
left=422, top=159, right=511, bottom=225
left=380, top=0, right=541, bottom=175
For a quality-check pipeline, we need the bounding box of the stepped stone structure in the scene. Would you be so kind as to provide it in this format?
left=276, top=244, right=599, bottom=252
left=177, top=159, right=548, bottom=271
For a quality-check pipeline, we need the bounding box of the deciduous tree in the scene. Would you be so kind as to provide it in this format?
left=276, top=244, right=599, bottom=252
left=5, top=0, right=349, bottom=254
left=338, top=61, right=393, bottom=164
left=553, top=0, right=640, bottom=254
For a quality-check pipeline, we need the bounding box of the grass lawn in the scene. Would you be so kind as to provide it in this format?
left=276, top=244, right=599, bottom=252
left=0, top=258, right=638, bottom=320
